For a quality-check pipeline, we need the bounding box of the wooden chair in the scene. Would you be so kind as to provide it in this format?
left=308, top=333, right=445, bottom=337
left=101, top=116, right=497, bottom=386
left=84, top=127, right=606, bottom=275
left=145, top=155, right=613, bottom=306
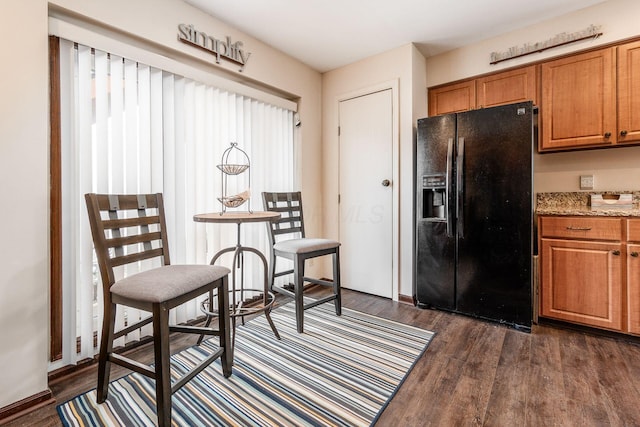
left=262, top=191, right=341, bottom=333
left=85, top=193, right=232, bottom=427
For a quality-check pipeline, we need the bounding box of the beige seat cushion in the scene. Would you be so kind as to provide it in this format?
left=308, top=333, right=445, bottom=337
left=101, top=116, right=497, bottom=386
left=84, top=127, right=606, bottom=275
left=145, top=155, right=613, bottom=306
left=274, top=238, right=340, bottom=255
left=111, top=265, right=230, bottom=303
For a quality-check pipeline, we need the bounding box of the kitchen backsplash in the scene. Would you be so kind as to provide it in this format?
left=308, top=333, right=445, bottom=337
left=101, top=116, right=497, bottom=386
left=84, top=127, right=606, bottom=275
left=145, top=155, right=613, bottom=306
left=536, top=191, right=640, bottom=217
left=537, top=191, right=640, bottom=208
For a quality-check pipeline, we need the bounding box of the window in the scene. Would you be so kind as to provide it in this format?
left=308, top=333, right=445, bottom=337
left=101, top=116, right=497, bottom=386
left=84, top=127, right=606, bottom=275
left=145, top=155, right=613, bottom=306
left=50, top=37, right=295, bottom=366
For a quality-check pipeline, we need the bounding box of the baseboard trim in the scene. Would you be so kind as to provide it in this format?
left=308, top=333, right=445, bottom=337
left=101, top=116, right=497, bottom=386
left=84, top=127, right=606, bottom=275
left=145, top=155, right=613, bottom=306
left=398, top=294, right=414, bottom=305
left=0, top=389, right=54, bottom=425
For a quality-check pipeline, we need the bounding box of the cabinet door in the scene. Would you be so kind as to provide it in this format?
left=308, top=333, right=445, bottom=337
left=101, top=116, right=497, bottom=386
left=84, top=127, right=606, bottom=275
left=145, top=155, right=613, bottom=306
left=428, top=80, right=475, bottom=116
left=618, top=41, right=640, bottom=145
left=629, top=243, right=640, bottom=335
left=476, top=66, right=537, bottom=108
left=540, top=48, right=616, bottom=151
left=541, top=238, right=622, bottom=330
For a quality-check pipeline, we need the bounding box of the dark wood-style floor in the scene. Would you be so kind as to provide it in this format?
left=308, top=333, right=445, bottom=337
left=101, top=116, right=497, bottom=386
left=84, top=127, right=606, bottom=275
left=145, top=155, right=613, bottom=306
left=6, top=289, right=640, bottom=426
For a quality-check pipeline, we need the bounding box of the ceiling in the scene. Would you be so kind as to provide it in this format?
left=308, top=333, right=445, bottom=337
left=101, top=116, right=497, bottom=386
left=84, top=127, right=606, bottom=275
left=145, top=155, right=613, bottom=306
left=184, top=0, right=607, bottom=73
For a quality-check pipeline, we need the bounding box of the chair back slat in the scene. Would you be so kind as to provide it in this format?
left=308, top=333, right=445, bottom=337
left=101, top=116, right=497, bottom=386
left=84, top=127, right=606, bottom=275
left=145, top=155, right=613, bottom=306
left=110, top=248, right=166, bottom=268
left=106, top=231, right=163, bottom=249
left=103, top=215, right=161, bottom=230
left=94, top=193, right=161, bottom=211
left=271, top=227, right=302, bottom=237
left=85, top=193, right=171, bottom=290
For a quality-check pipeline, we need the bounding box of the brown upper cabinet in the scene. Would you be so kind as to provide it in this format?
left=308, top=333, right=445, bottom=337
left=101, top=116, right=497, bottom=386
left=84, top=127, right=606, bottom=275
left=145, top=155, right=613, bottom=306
left=428, top=80, right=476, bottom=116
left=540, top=42, right=640, bottom=151
left=618, top=40, right=640, bottom=145
left=428, top=66, right=537, bottom=117
left=540, top=48, right=616, bottom=151
left=428, top=38, right=640, bottom=152
left=476, top=66, right=537, bottom=109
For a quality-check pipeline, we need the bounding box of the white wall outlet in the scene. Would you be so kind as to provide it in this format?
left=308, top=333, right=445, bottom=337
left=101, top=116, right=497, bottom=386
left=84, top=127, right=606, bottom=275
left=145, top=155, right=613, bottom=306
left=580, top=174, right=594, bottom=190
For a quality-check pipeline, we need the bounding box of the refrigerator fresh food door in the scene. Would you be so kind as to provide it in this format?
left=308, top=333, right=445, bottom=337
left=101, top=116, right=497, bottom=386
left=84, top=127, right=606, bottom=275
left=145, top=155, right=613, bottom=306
left=415, top=114, right=457, bottom=310
left=455, top=101, right=533, bottom=328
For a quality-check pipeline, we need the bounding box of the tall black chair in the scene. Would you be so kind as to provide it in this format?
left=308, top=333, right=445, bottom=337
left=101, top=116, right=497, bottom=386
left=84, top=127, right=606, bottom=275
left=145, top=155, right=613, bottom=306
left=85, top=193, right=232, bottom=427
left=262, top=191, right=341, bottom=333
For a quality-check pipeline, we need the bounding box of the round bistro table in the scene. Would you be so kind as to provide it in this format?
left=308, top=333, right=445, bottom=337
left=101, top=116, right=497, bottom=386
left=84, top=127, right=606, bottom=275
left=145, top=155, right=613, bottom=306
left=193, top=211, right=281, bottom=354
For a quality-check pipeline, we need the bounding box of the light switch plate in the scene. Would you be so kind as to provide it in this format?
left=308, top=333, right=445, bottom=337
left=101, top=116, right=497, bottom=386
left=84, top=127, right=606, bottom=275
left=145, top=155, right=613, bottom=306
left=580, top=175, right=594, bottom=190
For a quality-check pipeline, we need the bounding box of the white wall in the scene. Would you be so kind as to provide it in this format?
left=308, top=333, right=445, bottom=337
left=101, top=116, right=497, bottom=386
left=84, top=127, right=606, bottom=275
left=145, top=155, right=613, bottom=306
left=426, top=0, right=640, bottom=194
left=0, top=1, right=50, bottom=410
left=534, top=146, right=640, bottom=192
left=0, top=0, right=322, bottom=410
left=322, top=44, right=427, bottom=298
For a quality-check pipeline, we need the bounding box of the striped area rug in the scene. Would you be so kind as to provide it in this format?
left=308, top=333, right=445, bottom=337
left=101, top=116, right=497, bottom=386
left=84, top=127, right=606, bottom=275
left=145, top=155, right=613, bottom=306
left=58, top=301, right=434, bottom=426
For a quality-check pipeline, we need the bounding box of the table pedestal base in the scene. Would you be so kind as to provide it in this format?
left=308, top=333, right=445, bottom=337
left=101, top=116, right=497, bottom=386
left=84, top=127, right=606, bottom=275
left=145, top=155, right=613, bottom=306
left=197, top=237, right=280, bottom=356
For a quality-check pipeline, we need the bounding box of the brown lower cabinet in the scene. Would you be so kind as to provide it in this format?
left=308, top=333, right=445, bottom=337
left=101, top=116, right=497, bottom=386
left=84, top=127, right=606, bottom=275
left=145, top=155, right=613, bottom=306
left=539, top=216, right=640, bottom=335
left=627, top=220, right=640, bottom=334
left=628, top=243, right=640, bottom=334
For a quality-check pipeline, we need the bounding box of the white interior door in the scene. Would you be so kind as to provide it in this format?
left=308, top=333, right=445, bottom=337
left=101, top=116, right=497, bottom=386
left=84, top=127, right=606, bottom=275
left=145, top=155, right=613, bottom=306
left=339, top=89, right=393, bottom=298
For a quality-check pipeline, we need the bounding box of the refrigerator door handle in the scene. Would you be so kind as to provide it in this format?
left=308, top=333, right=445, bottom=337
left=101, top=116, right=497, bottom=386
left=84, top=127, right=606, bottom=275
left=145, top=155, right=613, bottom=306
left=456, top=137, right=465, bottom=238
left=446, top=138, right=453, bottom=237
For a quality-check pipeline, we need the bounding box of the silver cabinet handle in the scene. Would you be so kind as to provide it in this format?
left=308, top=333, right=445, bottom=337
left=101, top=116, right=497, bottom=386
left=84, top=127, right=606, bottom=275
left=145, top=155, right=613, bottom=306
left=381, top=179, right=390, bottom=187
left=566, top=226, right=592, bottom=231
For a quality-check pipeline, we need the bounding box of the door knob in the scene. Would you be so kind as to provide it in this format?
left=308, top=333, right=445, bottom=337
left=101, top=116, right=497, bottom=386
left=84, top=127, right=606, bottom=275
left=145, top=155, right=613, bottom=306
left=382, top=179, right=391, bottom=187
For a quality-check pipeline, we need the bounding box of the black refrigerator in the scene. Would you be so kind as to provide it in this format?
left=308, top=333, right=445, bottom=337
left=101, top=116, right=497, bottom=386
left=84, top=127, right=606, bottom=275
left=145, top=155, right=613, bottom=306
left=414, top=101, right=534, bottom=331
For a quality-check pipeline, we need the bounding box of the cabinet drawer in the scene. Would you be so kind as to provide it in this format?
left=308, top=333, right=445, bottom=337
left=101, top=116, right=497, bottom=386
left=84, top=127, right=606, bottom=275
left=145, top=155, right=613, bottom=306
left=628, top=219, right=640, bottom=242
left=539, top=216, right=622, bottom=241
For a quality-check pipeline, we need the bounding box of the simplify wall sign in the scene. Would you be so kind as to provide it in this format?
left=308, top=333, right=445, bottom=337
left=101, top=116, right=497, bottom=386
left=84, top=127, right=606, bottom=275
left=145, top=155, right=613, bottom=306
left=178, top=24, right=251, bottom=71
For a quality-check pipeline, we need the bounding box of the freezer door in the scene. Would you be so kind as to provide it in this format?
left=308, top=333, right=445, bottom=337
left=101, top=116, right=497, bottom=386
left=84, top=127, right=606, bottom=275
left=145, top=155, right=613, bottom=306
left=455, top=102, right=533, bottom=328
left=415, top=114, right=456, bottom=309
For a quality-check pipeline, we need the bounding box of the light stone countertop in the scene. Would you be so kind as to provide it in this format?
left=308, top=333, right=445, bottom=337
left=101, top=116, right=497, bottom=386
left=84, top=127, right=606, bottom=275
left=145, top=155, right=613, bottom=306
left=536, top=191, right=640, bottom=217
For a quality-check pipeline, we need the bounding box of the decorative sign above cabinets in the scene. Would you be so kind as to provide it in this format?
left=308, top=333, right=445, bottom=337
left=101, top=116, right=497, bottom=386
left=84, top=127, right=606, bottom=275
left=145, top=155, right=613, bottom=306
left=178, top=24, right=251, bottom=71
left=490, top=24, right=602, bottom=65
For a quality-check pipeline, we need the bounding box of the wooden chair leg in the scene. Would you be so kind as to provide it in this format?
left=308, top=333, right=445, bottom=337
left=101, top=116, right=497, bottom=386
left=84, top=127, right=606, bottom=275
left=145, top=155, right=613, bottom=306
left=217, top=277, right=233, bottom=377
left=97, top=302, right=116, bottom=403
left=333, top=250, right=342, bottom=316
left=294, top=255, right=305, bottom=333
left=153, top=303, right=172, bottom=427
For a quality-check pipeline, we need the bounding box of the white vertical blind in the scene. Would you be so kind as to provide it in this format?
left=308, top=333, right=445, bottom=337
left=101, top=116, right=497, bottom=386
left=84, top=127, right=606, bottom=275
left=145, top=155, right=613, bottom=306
left=76, top=43, right=95, bottom=361
left=57, top=39, right=295, bottom=366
